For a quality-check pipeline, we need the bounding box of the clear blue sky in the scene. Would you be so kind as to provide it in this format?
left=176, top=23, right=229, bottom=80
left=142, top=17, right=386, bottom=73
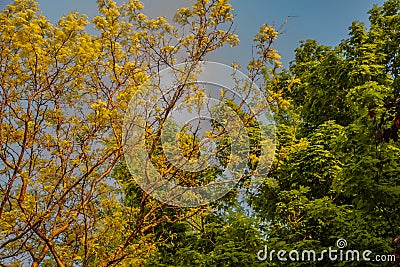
left=1, top=0, right=386, bottom=68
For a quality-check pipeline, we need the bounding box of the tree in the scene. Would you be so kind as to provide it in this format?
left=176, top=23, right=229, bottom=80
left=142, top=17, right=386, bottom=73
left=0, top=0, right=281, bottom=266
left=116, top=17, right=283, bottom=267
left=143, top=205, right=264, bottom=267
left=251, top=1, right=400, bottom=266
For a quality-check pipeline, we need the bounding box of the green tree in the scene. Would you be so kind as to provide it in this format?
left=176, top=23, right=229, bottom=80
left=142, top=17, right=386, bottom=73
left=252, top=1, right=400, bottom=266
left=143, top=206, right=264, bottom=267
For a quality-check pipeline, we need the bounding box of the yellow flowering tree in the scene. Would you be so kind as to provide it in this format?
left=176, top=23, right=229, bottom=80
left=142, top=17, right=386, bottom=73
left=0, top=0, right=282, bottom=266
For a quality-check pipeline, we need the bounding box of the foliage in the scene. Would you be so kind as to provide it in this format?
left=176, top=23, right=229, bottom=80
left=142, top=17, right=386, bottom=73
left=0, top=0, right=280, bottom=266
left=1, top=0, right=400, bottom=266
left=144, top=207, right=264, bottom=267
left=251, top=1, right=400, bottom=266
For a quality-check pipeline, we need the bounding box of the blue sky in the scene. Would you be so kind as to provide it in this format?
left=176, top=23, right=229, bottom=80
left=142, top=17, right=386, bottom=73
left=1, top=0, right=386, bottom=68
